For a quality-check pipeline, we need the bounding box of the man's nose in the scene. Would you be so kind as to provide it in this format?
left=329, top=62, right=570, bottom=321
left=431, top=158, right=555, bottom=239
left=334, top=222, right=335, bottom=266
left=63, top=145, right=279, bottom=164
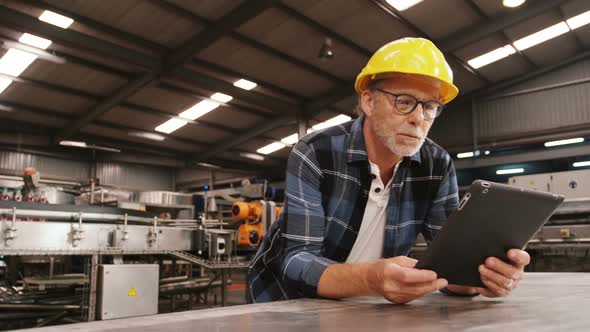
left=407, top=103, right=425, bottom=126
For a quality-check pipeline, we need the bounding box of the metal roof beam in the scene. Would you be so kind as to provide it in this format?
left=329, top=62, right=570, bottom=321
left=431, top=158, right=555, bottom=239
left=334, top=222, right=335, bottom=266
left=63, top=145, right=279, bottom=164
left=54, top=0, right=276, bottom=140
left=438, top=0, right=569, bottom=53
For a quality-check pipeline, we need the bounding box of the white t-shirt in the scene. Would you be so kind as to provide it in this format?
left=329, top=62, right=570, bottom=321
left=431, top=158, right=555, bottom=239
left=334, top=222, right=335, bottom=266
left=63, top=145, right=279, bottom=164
left=345, top=160, right=400, bottom=264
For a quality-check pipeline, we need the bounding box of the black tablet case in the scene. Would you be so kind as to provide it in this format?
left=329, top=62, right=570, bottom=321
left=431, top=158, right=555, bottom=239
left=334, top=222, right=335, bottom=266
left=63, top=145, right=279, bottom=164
left=416, top=180, right=564, bottom=287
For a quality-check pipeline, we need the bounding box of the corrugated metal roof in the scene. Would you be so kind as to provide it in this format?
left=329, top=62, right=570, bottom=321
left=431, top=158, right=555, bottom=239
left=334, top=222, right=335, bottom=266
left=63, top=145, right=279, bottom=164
left=44, top=0, right=201, bottom=48
left=0, top=0, right=587, bottom=170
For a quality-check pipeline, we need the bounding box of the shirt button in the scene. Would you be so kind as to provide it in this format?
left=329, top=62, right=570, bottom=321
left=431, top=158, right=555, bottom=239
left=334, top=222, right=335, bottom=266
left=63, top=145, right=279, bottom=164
left=371, top=174, right=377, bottom=180
left=374, top=187, right=382, bottom=193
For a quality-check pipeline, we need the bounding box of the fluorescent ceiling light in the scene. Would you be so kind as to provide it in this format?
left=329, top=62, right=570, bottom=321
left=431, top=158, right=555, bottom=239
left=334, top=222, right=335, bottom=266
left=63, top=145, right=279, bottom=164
left=39, top=10, right=74, bottom=29
left=311, top=114, right=352, bottom=131
left=210, top=92, right=232, bottom=103
left=0, top=49, right=37, bottom=77
left=386, top=0, right=423, bottom=11
left=573, top=161, right=590, bottom=168
left=60, top=140, right=87, bottom=148
left=544, top=137, right=584, bottom=147
left=128, top=131, right=166, bottom=141
left=566, top=10, right=590, bottom=30
left=197, top=162, right=221, bottom=169
left=179, top=100, right=220, bottom=120
left=496, top=168, right=524, bottom=175
left=257, top=142, right=286, bottom=155
left=457, top=152, right=474, bottom=159
left=467, top=45, right=516, bottom=69
left=513, top=22, right=570, bottom=51
left=18, top=33, right=52, bottom=50
left=155, top=118, right=188, bottom=134
left=0, top=78, right=12, bottom=94
left=239, top=152, right=265, bottom=161
left=233, top=79, right=257, bottom=90
left=503, top=0, right=526, bottom=8
left=281, top=133, right=299, bottom=145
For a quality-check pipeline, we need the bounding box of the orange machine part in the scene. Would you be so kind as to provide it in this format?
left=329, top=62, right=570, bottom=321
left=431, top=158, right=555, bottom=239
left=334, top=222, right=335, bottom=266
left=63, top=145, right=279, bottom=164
left=232, top=202, right=262, bottom=221
left=238, top=222, right=262, bottom=247
left=275, top=206, right=283, bottom=217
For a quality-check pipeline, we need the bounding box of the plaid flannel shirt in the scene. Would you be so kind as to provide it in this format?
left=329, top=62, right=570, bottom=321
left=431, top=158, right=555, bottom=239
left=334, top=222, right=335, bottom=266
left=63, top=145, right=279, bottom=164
left=248, top=114, right=459, bottom=302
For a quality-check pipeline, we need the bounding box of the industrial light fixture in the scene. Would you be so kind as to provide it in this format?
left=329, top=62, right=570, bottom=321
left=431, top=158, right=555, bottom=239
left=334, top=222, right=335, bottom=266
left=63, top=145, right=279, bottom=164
left=573, top=161, right=590, bottom=168
left=496, top=168, right=524, bottom=175
left=196, top=162, right=221, bottom=169
left=155, top=118, right=188, bottom=134
left=457, top=150, right=482, bottom=159
left=39, top=10, right=74, bottom=29
left=154, top=92, right=231, bottom=134
left=567, top=10, right=590, bottom=30
left=233, top=79, right=257, bottom=90
left=210, top=92, right=232, bottom=103
left=1, top=40, right=66, bottom=64
left=256, top=114, right=352, bottom=155
left=0, top=49, right=37, bottom=78
left=457, top=152, right=475, bottom=159
left=311, top=114, right=352, bottom=131
left=128, top=131, right=166, bottom=141
left=179, top=100, right=220, bottom=120
left=513, top=22, right=570, bottom=51
left=257, top=142, right=286, bottom=155
left=317, top=37, right=334, bottom=60
left=0, top=11, right=73, bottom=96
left=502, top=0, right=526, bottom=8
left=239, top=152, right=265, bottom=161
left=59, top=140, right=87, bottom=148
left=484, top=150, right=491, bottom=155
left=18, top=33, right=52, bottom=49
left=280, top=133, right=299, bottom=145
left=467, top=45, right=516, bottom=69
left=544, top=137, right=584, bottom=147
left=467, top=9, right=590, bottom=69
left=386, top=0, right=423, bottom=11
left=59, top=140, right=121, bottom=153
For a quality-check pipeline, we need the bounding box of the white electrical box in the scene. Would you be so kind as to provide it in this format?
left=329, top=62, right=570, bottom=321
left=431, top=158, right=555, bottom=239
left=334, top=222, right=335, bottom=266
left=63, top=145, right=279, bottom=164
left=98, top=264, right=159, bottom=320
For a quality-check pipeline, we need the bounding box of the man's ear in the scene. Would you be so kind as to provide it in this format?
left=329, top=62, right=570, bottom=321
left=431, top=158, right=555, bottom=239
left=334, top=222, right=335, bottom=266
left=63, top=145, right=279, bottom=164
left=360, top=90, right=375, bottom=117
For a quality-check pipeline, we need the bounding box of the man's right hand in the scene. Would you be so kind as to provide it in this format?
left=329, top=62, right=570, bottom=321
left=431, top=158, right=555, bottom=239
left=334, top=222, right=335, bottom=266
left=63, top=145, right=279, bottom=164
left=367, top=256, right=448, bottom=304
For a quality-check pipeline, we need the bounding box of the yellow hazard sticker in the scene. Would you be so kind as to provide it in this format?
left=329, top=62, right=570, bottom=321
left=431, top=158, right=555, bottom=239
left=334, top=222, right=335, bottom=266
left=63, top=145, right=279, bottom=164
left=128, top=288, right=137, bottom=297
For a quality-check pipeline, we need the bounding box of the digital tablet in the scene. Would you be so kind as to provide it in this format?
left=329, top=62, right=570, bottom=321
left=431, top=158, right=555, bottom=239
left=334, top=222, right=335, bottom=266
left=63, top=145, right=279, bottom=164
left=415, top=180, right=564, bottom=287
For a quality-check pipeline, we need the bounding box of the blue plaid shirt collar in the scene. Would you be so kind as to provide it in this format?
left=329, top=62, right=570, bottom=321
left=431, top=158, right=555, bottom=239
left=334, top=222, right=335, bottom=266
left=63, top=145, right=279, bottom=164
left=345, top=114, right=422, bottom=165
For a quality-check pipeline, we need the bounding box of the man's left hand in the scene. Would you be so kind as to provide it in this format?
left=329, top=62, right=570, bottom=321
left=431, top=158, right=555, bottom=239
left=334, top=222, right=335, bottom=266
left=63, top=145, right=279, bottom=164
left=446, top=249, right=530, bottom=297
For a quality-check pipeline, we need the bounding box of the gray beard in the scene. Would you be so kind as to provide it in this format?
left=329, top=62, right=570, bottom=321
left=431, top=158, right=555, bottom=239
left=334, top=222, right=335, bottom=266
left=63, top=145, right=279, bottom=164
left=372, top=121, right=426, bottom=157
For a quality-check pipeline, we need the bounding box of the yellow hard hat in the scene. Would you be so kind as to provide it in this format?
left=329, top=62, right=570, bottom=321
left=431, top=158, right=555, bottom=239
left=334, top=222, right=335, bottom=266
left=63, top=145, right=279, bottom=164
left=355, top=37, right=459, bottom=104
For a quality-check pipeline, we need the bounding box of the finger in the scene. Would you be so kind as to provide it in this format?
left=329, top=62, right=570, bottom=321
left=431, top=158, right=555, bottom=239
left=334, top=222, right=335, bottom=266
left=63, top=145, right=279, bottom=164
left=479, top=264, right=515, bottom=290
left=484, top=257, right=524, bottom=280
left=390, top=256, right=418, bottom=268
left=409, top=278, right=449, bottom=295
left=507, top=249, right=531, bottom=267
left=481, top=276, right=510, bottom=297
left=476, top=287, right=498, bottom=298
left=388, top=265, right=438, bottom=284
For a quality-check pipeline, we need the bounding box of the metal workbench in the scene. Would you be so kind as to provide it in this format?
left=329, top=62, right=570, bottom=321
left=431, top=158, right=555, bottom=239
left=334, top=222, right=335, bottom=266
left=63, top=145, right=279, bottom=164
left=15, top=273, right=590, bottom=331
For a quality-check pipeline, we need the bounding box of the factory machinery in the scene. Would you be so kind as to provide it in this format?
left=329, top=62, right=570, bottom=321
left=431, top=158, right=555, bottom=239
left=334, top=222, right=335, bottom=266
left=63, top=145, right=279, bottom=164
left=0, top=170, right=266, bottom=331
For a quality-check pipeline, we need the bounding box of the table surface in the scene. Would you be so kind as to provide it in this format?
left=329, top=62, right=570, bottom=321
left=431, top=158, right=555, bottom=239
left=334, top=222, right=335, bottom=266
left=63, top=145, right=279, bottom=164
left=18, top=273, right=590, bottom=332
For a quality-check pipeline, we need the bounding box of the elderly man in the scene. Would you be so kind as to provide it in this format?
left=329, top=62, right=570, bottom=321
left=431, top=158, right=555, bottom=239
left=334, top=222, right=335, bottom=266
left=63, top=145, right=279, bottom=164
left=248, top=37, right=530, bottom=303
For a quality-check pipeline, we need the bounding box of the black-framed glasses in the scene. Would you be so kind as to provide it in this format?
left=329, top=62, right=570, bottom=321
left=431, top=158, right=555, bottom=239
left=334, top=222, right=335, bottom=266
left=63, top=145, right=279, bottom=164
left=375, top=89, right=444, bottom=120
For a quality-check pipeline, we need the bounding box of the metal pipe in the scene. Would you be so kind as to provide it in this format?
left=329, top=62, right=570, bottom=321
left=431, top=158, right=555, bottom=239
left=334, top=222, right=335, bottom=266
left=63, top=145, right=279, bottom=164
left=0, top=304, right=81, bottom=310
left=482, top=77, right=590, bottom=102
